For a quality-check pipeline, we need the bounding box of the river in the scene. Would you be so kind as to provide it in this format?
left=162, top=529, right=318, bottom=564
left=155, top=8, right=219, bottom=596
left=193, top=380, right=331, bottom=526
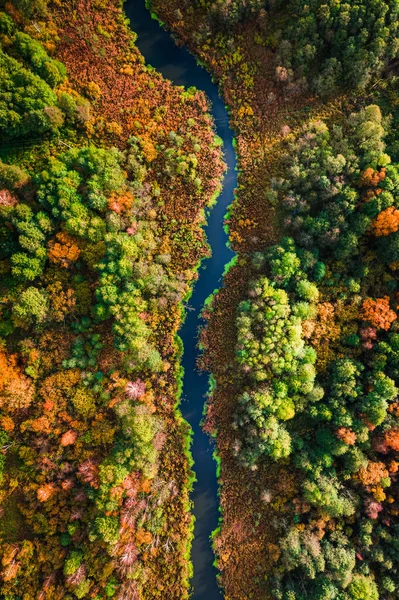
left=124, top=1, right=237, bottom=597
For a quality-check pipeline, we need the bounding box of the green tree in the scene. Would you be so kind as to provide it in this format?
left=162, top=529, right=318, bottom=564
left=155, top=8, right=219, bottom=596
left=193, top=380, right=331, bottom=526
left=12, top=286, right=49, bottom=327
left=348, top=575, right=379, bottom=600
left=13, top=32, right=66, bottom=87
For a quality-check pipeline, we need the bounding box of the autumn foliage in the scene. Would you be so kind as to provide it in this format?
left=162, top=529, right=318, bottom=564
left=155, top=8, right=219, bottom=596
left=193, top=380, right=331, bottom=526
left=372, top=206, right=399, bottom=237
left=0, top=190, right=17, bottom=206
left=335, top=427, right=357, bottom=446
left=0, top=346, right=34, bottom=411
left=108, top=191, right=134, bottom=214
left=375, top=428, right=399, bottom=453
left=361, top=296, right=397, bottom=330
left=358, top=461, right=389, bottom=486
left=360, top=167, right=386, bottom=187
left=48, top=231, right=80, bottom=267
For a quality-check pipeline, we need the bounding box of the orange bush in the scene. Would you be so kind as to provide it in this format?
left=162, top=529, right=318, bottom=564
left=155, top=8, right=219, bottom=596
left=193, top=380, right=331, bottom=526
left=336, top=427, right=356, bottom=445
left=37, top=483, right=57, bottom=503
left=388, top=401, right=399, bottom=416
left=108, top=191, right=134, bottom=214
left=60, top=430, right=78, bottom=446
left=360, top=167, right=386, bottom=187
left=358, top=461, right=389, bottom=486
left=361, top=296, right=397, bottom=330
left=136, top=529, right=153, bottom=546
left=372, top=206, right=399, bottom=237
left=0, top=190, right=17, bottom=206
left=313, top=302, right=341, bottom=341
left=383, top=428, right=399, bottom=452
left=48, top=231, right=80, bottom=268
left=0, top=347, right=34, bottom=411
left=20, top=415, right=53, bottom=435
left=0, top=416, right=14, bottom=432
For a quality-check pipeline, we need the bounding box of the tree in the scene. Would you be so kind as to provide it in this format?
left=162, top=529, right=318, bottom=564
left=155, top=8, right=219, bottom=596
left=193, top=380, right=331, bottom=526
left=361, top=297, right=397, bottom=330
left=303, top=475, right=357, bottom=518
left=358, top=461, right=389, bottom=487
left=279, top=527, right=325, bottom=580
left=11, top=0, right=48, bottom=17
left=378, top=428, right=399, bottom=452
left=37, top=483, right=57, bottom=502
left=378, top=229, right=399, bottom=263
left=372, top=206, right=399, bottom=237
left=60, top=430, right=78, bottom=446
left=47, top=231, right=80, bottom=268
left=0, top=344, right=34, bottom=411
left=269, top=112, right=388, bottom=260
left=348, top=575, right=379, bottom=600
left=360, top=167, right=386, bottom=188
left=0, top=46, right=61, bottom=138
left=13, top=32, right=66, bottom=87
left=0, top=159, right=29, bottom=189
left=360, top=371, right=396, bottom=426
left=12, top=286, right=49, bottom=327
left=336, top=427, right=357, bottom=446
left=232, top=272, right=319, bottom=467
left=10, top=251, right=44, bottom=280
left=296, top=280, right=319, bottom=302
left=125, top=379, right=146, bottom=400
left=323, top=538, right=356, bottom=588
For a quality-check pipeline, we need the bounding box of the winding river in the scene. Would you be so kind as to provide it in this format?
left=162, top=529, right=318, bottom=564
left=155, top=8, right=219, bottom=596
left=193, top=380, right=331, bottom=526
left=125, top=1, right=237, bottom=597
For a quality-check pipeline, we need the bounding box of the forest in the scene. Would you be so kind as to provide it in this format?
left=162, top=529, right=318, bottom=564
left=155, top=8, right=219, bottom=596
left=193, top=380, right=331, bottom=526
left=0, top=0, right=224, bottom=598
left=231, top=106, right=399, bottom=599
left=142, top=0, right=399, bottom=598
left=3, top=0, right=399, bottom=599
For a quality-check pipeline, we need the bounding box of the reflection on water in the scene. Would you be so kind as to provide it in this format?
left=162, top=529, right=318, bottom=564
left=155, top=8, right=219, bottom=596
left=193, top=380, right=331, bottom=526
left=124, top=1, right=237, bottom=597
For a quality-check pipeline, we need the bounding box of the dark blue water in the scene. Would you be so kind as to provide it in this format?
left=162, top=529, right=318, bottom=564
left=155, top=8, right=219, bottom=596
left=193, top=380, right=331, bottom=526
left=124, top=1, right=237, bottom=597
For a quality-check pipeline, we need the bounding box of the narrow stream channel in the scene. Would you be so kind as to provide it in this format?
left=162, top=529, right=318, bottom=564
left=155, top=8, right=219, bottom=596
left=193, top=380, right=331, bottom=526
left=125, top=1, right=237, bottom=597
